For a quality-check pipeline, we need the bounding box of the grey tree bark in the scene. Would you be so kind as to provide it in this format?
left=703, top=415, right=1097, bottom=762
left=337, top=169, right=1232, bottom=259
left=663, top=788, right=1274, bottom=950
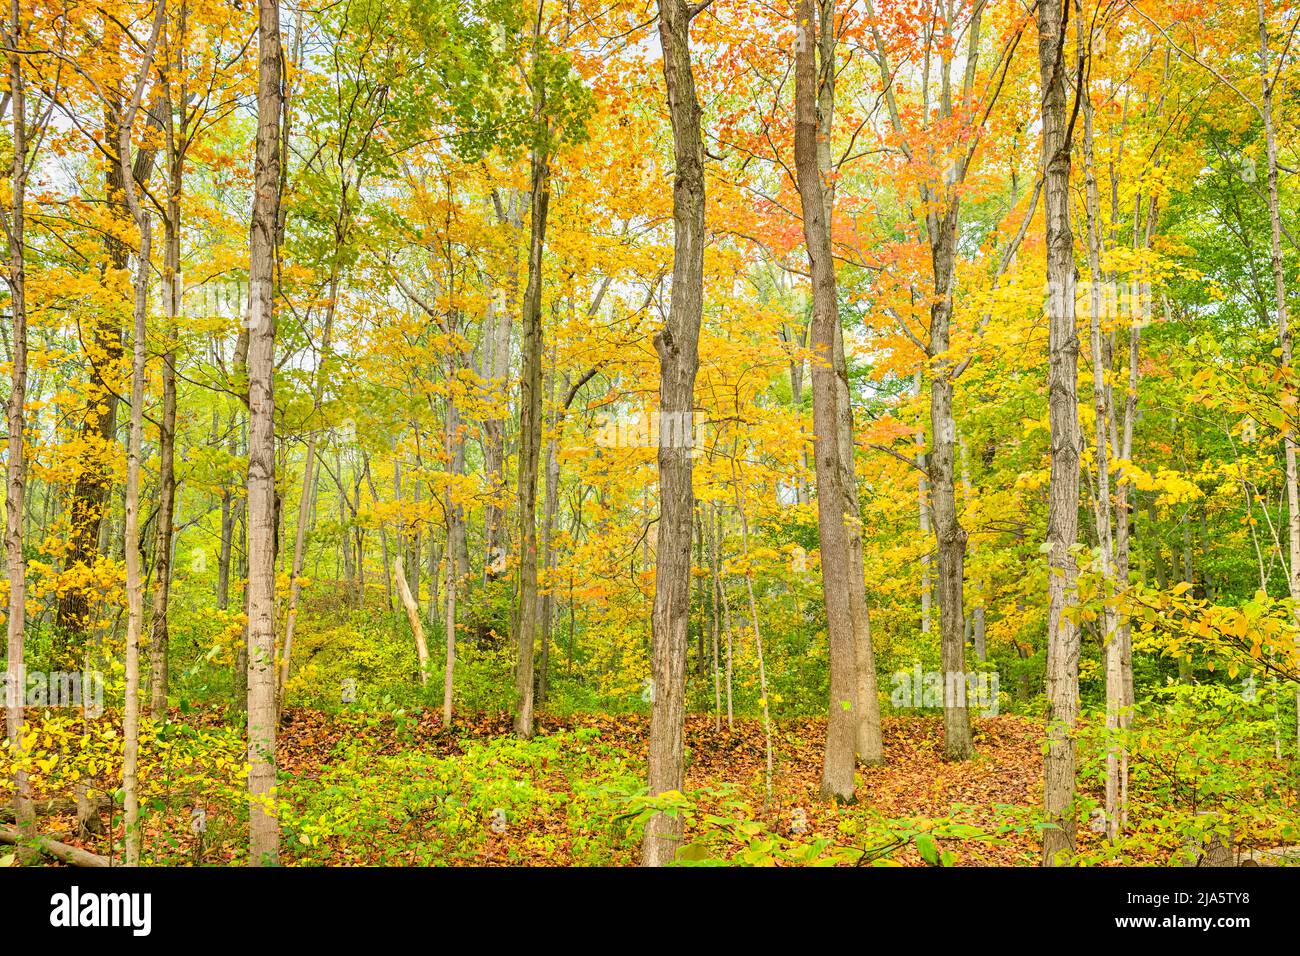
left=123, top=218, right=151, bottom=868
left=794, top=0, right=875, bottom=798
left=642, top=0, right=706, bottom=866
left=115, top=0, right=167, bottom=867
left=150, top=24, right=188, bottom=714
left=3, top=2, right=35, bottom=860
left=1255, top=0, right=1300, bottom=744
left=245, top=0, right=283, bottom=866
left=1038, top=0, right=1082, bottom=867
left=513, top=139, right=550, bottom=739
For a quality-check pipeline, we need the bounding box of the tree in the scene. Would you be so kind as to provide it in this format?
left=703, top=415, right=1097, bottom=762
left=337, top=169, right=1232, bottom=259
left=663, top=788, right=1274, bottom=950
left=246, top=0, right=283, bottom=866
left=1037, top=0, right=1082, bottom=866
left=642, top=0, right=708, bottom=867
left=1, top=0, right=49, bottom=864
left=793, top=0, right=872, bottom=800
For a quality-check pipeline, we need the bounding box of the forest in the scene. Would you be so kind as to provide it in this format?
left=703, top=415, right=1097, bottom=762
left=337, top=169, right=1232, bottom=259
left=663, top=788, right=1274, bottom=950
left=0, top=0, right=1298, bottom=873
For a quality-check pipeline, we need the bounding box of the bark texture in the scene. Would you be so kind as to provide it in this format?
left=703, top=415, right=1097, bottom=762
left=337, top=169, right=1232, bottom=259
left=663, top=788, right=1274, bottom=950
left=642, top=0, right=706, bottom=866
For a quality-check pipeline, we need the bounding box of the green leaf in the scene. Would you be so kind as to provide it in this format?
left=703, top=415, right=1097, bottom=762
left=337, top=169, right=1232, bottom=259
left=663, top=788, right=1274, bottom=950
left=915, top=833, right=940, bottom=865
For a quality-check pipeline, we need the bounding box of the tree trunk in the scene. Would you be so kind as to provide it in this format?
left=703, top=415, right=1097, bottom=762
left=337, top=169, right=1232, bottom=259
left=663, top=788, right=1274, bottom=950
left=443, top=363, right=463, bottom=725
left=794, top=0, right=864, bottom=798
left=149, top=103, right=182, bottom=716
left=3, top=17, right=35, bottom=859
left=245, top=0, right=283, bottom=866
left=1077, top=38, right=1123, bottom=840
left=928, top=202, right=973, bottom=761
left=123, top=218, right=151, bottom=867
left=1038, top=0, right=1082, bottom=867
left=539, top=367, right=562, bottom=706
left=484, top=191, right=521, bottom=582
left=1257, top=0, right=1300, bottom=744
left=513, top=140, right=550, bottom=739
left=395, top=554, right=429, bottom=685
left=642, top=0, right=706, bottom=867
left=915, top=376, right=933, bottom=636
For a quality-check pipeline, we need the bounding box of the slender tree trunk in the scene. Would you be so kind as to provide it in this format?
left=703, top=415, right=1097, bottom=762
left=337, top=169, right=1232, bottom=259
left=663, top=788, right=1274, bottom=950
left=642, top=0, right=706, bottom=866
left=928, top=203, right=973, bottom=761
left=442, top=363, right=463, bottom=724
left=245, top=0, right=283, bottom=866
left=113, top=0, right=166, bottom=868
left=708, top=501, right=722, bottom=731
left=1077, top=38, right=1123, bottom=840
left=539, top=367, right=562, bottom=706
left=484, top=191, right=521, bottom=581
left=233, top=499, right=248, bottom=712
left=217, top=491, right=234, bottom=610
left=915, top=376, right=933, bottom=636
left=959, top=438, right=986, bottom=661
left=149, top=102, right=183, bottom=715
left=3, top=14, right=35, bottom=859
left=513, top=141, right=550, bottom=739
left=794, top=0, right=863, bottom=798
left=1038, top=0, right=1082, bottom=867
left=1257, top=0, right=1300, bottom=743
left=123, top=219, right=152, bottom=867
left=731, top=453, right=774, bottom=804
left=395, top=553, right=429, bottom=685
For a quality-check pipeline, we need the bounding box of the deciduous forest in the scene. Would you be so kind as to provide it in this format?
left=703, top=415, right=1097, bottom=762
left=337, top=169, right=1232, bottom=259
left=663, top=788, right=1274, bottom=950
left=1, top=0, right=1299, bottom=872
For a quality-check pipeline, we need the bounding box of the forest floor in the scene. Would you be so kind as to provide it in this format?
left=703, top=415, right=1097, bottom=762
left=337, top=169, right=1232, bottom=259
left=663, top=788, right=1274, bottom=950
left=279, top=709, right=1054, bottom=865
left=7, top=707, right=1093, bottom=865
left=17, top=701, right=1295, bottom=866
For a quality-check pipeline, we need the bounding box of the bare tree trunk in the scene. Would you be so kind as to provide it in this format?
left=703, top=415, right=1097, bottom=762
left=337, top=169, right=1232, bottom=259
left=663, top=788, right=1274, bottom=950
left=3, top=10, right=35, bottom=858
left=642, top=0, right=706, bottom=867
left=959, top=438, right=986, bottom=661
left=245, top=0, right=283, bottom=866
left=539, top=367, right=562, bottom=707
left=442, top=364, right=462, bottom=725
left=442, top=534, right=456, bottom=725
left=112, top=0, right=166, bottom=868
left=928, top=202, right=973, bottom=761
left=395, top=553, right=429, bottom=685
left=1038, top=0, right=1082, bottom=867
left=123, top=219, right=151, bottom=867
left=513, top=140, right=550, bottom=739
left=915, top=376, right=933, bottom=636
left=233, top=498, right=248, bottom=711
left=484, top=191, right=521, bottom=581
left=1076, top=31, right=1123, bottom=840
left=149, top=80, right=183, bottom=715
left=1257, top=0, right=1300, bottom=743
left=794, top=0, right=863, bottom=798
left=708, top=501, right=722, bottom=730
left=731, top=452, right=774, bottom=805
left=217, top=491, right=234, bottom=610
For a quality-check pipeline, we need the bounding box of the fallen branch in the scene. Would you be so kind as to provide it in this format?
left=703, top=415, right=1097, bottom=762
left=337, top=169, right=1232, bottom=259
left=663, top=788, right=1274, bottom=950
left=0, top=824, right=111, bottom=867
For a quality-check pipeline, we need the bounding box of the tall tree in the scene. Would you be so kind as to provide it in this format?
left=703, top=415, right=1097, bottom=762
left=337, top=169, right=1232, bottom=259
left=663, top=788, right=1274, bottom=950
left=1037, top=0, right=1082, bottom=866
left=149, top=0, right=191, bottom=714
left=794, top=0, right=875, bottom=800
left=246, top=0, right=284, bottom=866
left=642, top=0, right=707, bottom=866
left=2, top=0, right=45, bottom=863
